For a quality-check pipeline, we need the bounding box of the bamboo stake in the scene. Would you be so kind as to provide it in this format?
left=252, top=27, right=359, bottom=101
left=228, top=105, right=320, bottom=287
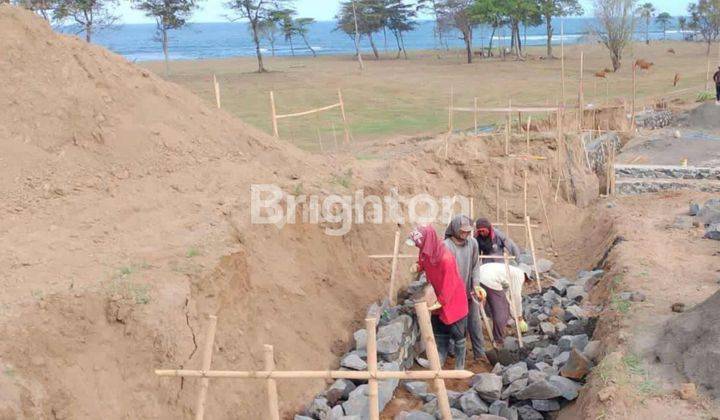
left=505, top=98, right=511, bottom=155
left=525, top=216, right=542, bottom=293
left=470, top=197, right=475, bottom=220
left=157, top=369, right=474, bottom=380
left=525, top=116, right=531, bottom=155
left=631, top=64, right=637, bottom=131
left=495, top=179, right=500, bottom=222
left=536, top=183, right=557, bottom=255
left=473, top=97, right=478, bottom=134
left=213, top=74, right=221, bottom=109
left=414, top=301, right=453, bottom=420
left=195, top=315, right=218, bottom=420
left=270, top=91, right=279, bottom=139
left=338, top=89, right=351, bottom=144
left=556, top=104, right=563, bottom=177
left=331, top=122, right=339, bottom=149
left=503, top=252, right=523, bottom=348
left=366, top=318, right=379, bottom=420
left=388, top=231, right=401, bottom=305
left=478, top=302, right=496, bottom=348
left=316, top=127, right=324, bottom=152
left=561, top=19, right=565, bottom=105
left=523, top=170, right=528, bottom=248
left=264, top=345, right=280, bottom=420
left=578, top=51, right=584, bottom=131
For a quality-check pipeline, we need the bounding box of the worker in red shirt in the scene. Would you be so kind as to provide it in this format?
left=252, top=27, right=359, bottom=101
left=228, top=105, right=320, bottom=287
left=408, top=225, right=469, bottom=369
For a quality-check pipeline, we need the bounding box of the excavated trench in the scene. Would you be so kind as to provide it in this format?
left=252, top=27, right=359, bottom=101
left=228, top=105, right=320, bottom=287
left=294, top=213, right=621, bottom=420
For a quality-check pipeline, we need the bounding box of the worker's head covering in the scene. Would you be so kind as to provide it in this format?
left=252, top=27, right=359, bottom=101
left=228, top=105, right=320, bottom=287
left=475, top=218, right=494, bottom=238
left=475, top=218, right=495, bottom=255
left=444, top=214, right=474, bottom=240
left=408, top=225, right=446, bottom=267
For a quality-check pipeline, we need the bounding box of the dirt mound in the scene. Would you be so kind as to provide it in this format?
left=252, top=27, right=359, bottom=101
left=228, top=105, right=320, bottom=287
left=683, top=102, right=720, bottom=131
left=656, top=290, right=720, bottom=398
left=0, top=4, right=307, bottom=211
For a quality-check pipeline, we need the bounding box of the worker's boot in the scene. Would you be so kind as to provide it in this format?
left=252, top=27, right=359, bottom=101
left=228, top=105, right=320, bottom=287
left=435, top=334, right=450, bottom=366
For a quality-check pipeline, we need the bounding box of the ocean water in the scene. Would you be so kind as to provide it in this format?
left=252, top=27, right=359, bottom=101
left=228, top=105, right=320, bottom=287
left=60, top=18, right=688, bottom=62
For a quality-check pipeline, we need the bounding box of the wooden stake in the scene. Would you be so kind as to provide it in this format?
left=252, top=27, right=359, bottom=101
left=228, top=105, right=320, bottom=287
left=331, top=122, right=339, bottom=149
left=525, top=116, right=531, bottom=155
left=195, top=315, right=218, bottom=420
left=560, top=19, right=565, bottom=105
left=578, top=51, right=584, bottom=131
left=478, top=302, right=497, bottom=349
left=388, top=231, right=401, bottom=305
left=495, top=179, right=500, bottom=222
left=316, top=127, right=324, bottom=152
left=338, top=89, right=351, bottom=144
left=448, top=86, right=454, bottom=133
left=473, top=97, right=478, bottom=134
left=631, top=64, right=637, bottom=131
left=213, top=74, right=221, bottom=109
left=536, top=183, right=557, bottom=255
left=366, top=318, right=379, bottom=420
left=525, top=216, right=542, bottom=293
left=264, top=345, right=280, bottom=420
left=505, top=99, right=511, bottom=155
left=523, top=170, right=528, bottom=225
left=157, top=368, right=473, bottom=380
left=414, top=301, right=453, bottom=420
left=503, top=252, right=523, bottom=348
left=556, top=104, right=563, bottom=177
left=504, top=199, right=510, bottom=242
left=470, top=197, right=475, bottom=220
left=270, top=91, right=279, bottom=139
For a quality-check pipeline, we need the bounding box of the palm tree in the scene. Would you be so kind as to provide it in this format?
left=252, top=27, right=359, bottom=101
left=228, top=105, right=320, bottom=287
left=678, top=16, right=687, bottom=35
left=655, top=12, right=671, bottom=40
left=637, top=2, right=656, bottom=44
left=294, top=17, right=317, bottom=57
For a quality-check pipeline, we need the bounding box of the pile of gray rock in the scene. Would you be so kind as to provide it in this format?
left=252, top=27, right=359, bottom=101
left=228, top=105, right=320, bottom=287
left=694, top=198, right=720, bottom=240
left=295, top=300, right=420, bottom=420
left=634, top=109, right=673, bottom=129
left=398, top=270, right=603, bottom=420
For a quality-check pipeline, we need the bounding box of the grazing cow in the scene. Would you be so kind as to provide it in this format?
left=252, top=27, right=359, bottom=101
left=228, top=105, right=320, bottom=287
left=594, top=70, right=608, bottom=78
left=634, top=59, right=654, bottom=71
left=603, top=67, right=614, bottom=74
left=673, top=73, right=680, bottom=87
left=667, top=48, right=676, bottom=54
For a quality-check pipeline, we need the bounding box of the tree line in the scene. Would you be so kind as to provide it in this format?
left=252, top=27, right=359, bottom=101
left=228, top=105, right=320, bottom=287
left=9, top=0, right=720, bottom=74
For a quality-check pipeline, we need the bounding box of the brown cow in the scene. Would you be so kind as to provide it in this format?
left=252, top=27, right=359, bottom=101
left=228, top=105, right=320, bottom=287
left=667, top=48, right=676, bottom=54
left=594, top=70, right=608, bottom=78
left=634, top=59, right=654, bottom=70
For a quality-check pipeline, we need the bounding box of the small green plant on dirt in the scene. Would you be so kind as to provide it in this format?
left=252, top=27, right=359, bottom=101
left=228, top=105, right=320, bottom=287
left=3, top=367, right=15, bottom=378
left=330, top=169, right=353, bottom=189
left=30, top=289, right=44, bottom=300
left=118, top=266, right=133, bottom=277
left=355, top=153, right=379, bottom=161
left=622, top=353, right=659, bottom=397
left=107, top=279, right=151, bottom=305
left=612, top=294, right=632, bottom=314
left=696, top=91, right=715, bottom=102
left=611, top=275, right=623, bottom=288
left=186, top=247, right=200, bottom=258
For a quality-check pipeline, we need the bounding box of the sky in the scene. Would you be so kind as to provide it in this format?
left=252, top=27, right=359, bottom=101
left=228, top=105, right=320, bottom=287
left=117, top=0, right=693, bottom=25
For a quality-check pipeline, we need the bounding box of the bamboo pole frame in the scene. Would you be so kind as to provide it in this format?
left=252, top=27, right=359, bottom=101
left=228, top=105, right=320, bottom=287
left=450, top=106, right=560, bottom=113
left=195, top=315, right=218, bottom=420
left=525, top=216, right=542, bottom=293
left=269, top=90, right=352, bottom=143
left=264, top=345, right=280, bottom=420
left=366, top=318, right=379, bottom=420
left=157, top=369, right=474, bottom=380
left=212, top=74, right=221, bottom=109
left=414, top=301, right=453, bottom=420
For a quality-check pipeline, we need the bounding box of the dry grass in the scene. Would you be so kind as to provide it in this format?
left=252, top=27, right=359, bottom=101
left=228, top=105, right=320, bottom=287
left=142, top=41, right=718, bottom=151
